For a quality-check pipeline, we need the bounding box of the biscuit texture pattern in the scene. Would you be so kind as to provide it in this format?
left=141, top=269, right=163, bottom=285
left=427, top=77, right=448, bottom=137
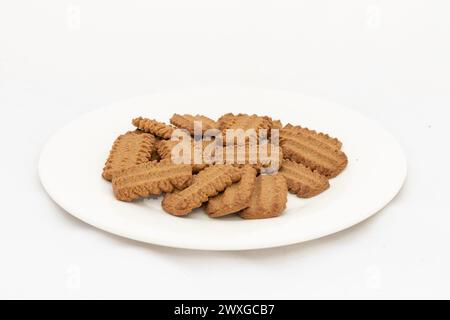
left=217, top=142, right=283, bottom=172
left=240, top=174, right=288, bottom=219
left=283, top=124, right=342, bottom=149
left=280, top=127, right=347, bottom=178
left=102, top=131, right=155, bottom=181
left=279, top=159, right=329, bottom=198
left=206, top=166, right=257, bottom=217
left=112, top=160, right=192, bottom=201
left=170, top=114, right=218, bottom=135
left=157, top=139, right=215, bottom=173
left=162, top=165, right=241, bottom=216
left=218, top=113, right=273, bottom=136
left=132, top=117, right=174, bottom=139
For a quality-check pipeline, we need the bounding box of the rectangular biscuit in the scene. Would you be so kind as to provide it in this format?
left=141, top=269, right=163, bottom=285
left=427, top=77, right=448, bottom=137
left=218, top=113, right=273, bottom=132
left=162, top=165, right=241, bottom=216
left=218, top=113, right=274, bottom=144
left=283, top=124, right=342, bottom=149
left=102, top=131, right=156, bottom=181
left=132, top=117, right=175, bottom=139
left=112, top=160, right=192, bottom=202
left=240, top=174, right=288, bottom=219
left=170, top=114, right=218, bottom=135
left=206, top=166, right=257, bottom=217
left=279, top=159, right=329, bottom=198
left=280, top=127, right=348, bottom=178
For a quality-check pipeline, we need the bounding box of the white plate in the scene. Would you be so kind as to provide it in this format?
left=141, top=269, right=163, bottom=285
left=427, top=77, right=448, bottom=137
left=39, top=88, right=407, bottom=251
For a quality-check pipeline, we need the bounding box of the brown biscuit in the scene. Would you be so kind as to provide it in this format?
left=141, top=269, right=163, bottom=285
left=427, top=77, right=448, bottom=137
left=217, top=113, right=236, bottom=129
left=279, top=159, right=329, bottom=198
left=157, top=139, right=216, bottom=173
left=162, top=165, right=241, bottom=216
left=272, top=120, right=283, bottom=130
left=156, top=139, right=177, bottom=160
left=280, top=127, right=347, bottom=178
left=112, top=160, right=192, bottom=202
left=283, top=124, right=342, bottom=150
left=218, top=113, right=273, bottom=143
left=132, top=117, right=175, bottom=139
left=170, top=114, right=218, bottom=135
left=206, top=166, right=257, bottom=217
left=102, top=131, right=156, bottom=181
left=218, top=113, right=273, bottom=131
left=150, top=139, right=162, bottom=161
left=217, top=142, right=283, bottom=172
left=240, top=174, right=288, bottom=219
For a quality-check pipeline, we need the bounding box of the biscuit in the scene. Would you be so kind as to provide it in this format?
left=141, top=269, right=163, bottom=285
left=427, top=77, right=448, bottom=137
left=217, top=141, right=283, bottom=172
left=162, top=165, right=241, bottom=216
left=218, top=113, right=273, bottom=131
left=170, top=114, right=218, bottom=135
left=102, top=131, right=156, bottom=181
left=157, top=139, right=216, bottom=173
left=280, top=127, right=347, bottom=178
left=217, top=113, right=236, bottom=129
left=240, top=174, right=288, bottom=219
left=112, top=160, right=192, bottom=202
left=218, top=113, right=273, bottom=143
left=279, top=159, right=329, bottom=198
left=132, top=117, right=175, bottom=139
left=206, top=166, right=257, bottom=217
left=150, top=139, right=162, bottom=161
left=283, top=124, right=342, bottom=150
left=272, top=120, right=283, bottom=130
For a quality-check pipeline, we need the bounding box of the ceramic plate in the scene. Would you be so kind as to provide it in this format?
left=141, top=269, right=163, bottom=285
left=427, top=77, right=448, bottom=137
left=39, top=88, right=407, bottom=250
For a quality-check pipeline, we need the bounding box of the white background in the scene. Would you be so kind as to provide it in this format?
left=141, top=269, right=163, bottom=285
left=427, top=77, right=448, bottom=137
left=0, top=0, right=449, bottom=299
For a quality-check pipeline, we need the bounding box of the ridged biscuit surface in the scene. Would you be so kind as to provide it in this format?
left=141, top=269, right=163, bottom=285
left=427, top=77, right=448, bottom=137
left=170, top=114, right=218, bottom=135
left=112, top=160, right=192, bottom=201
left=132, top=117, right=174, bottom=139
left=162, top=165, right=241, bottom=216
left=102, top=131, right=155, bottom=181
left=280, top=127, right=347, bottom=178
left=206, top=166, right=257, bottom=217
left=240, top=174, right=288, bottom=219
left=279, top=159, right=329, bottom=198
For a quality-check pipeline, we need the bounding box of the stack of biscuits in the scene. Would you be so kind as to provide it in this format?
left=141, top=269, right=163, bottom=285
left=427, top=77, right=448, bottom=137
left=102, top=113, right=348, bottom=219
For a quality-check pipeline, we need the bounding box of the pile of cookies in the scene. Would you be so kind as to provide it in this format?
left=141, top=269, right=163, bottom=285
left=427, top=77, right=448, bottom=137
left=102, top=113, right=348, bottom=219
